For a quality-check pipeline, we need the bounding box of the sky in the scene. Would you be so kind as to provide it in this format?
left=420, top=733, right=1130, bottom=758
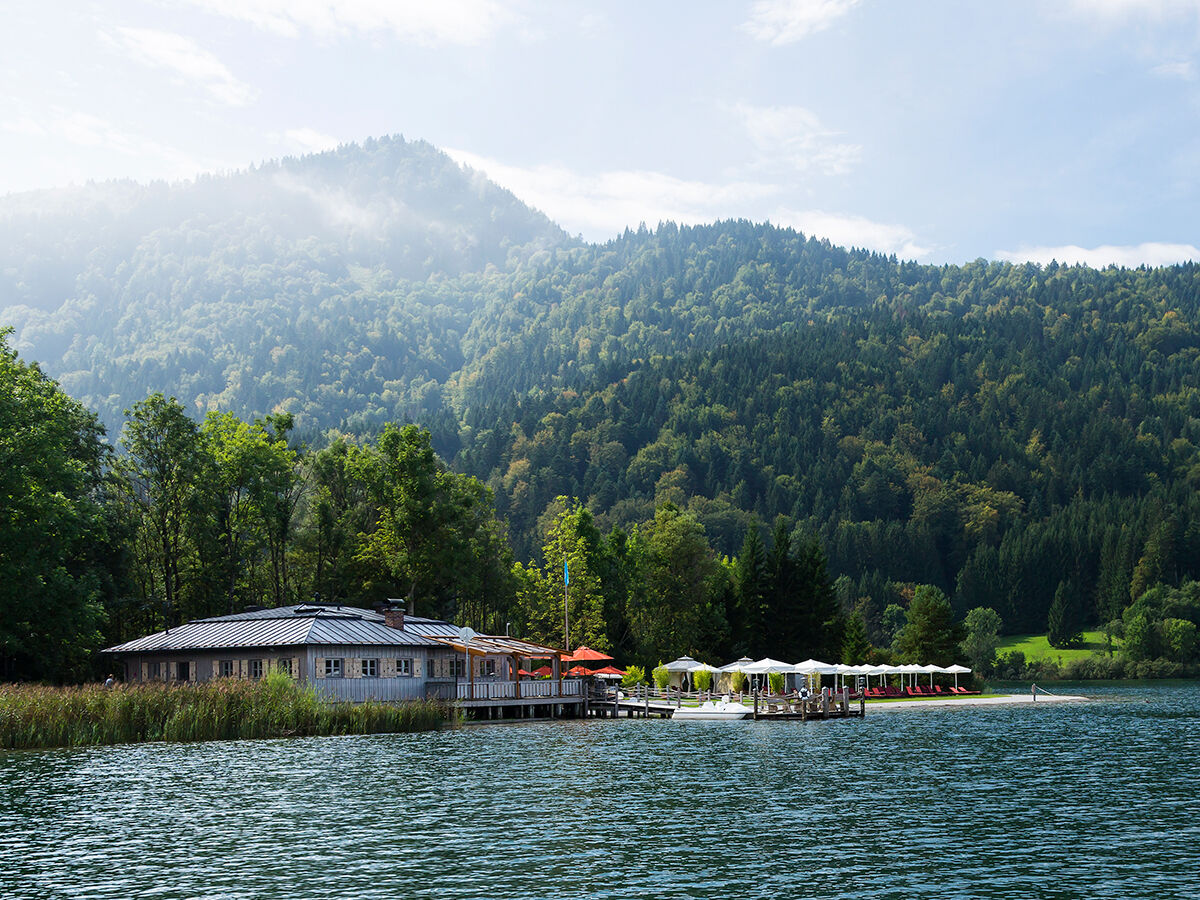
left=3, top=0, right=1200, bottom=265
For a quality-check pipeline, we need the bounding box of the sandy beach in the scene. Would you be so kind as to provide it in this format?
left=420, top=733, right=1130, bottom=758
left=865, top=692, right=1090, bottom=712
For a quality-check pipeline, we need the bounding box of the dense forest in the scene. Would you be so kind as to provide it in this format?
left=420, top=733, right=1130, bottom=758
left=3, top=137, right=1200, bottom=681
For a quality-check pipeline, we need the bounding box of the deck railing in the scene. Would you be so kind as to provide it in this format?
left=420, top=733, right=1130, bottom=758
left=455, top=679, right=583, bottom=701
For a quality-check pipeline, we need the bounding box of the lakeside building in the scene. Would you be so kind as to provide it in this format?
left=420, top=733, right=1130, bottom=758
left=102, top=602, right=579, bottom=710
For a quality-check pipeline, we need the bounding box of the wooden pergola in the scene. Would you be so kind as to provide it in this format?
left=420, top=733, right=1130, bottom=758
left=431, top=634, right=567, bottom=699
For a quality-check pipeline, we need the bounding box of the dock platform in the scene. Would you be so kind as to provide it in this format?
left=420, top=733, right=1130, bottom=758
left=586, top=687, right=865, bottom=721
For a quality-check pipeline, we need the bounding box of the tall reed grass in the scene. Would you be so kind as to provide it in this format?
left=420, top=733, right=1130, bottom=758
left=0, top=671, right=455, bottom=750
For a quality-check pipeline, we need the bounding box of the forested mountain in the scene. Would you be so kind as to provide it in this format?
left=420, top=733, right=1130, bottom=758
left=5, top=138, right=1200, bottom=676
left=0, top=136, right=567, bottom=437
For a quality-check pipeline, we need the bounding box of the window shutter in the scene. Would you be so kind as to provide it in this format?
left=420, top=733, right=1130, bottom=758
left=315, top=656, right=326, bottom=678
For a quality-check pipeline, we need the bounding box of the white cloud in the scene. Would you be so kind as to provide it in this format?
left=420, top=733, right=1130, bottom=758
left=1152, top=59, right=1197, bottom=79
left=995, top=242, right=1200, bottom=267
left=446, top=148, right=776, bottom=239
left=444, top=148, right=927, bottom=257
left=105, top=27, right=256, bottom=107
left=1067, top=0, right=1200, bottom=21
left=180, top=0, right=517, bottom=45
left=741, top=0, right=862, bottom=45
left=774, top=208, right=932, bottom=259
left=732, top=102, right=860, bottom=175
left=284, top=128, right=342, bottom=154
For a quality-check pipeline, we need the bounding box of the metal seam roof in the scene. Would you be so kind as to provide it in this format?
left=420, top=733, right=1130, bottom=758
left=103, top=612, right=444, bottom=654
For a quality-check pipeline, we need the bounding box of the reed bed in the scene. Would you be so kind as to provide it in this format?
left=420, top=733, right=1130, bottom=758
left=0, top=671, right=455, bottom=750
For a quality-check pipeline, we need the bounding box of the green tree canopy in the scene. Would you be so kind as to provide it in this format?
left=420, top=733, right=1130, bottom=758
left=960, top=606, right=1003, bottom=672
left=893, top=584, right=963, bottom=665
left=0, top=329, right=111, bottom=680
left=626, top=504, right=728, bottom=666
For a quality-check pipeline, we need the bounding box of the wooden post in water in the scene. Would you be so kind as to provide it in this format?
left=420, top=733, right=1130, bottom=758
left=753, top=689, right=759, bottom=720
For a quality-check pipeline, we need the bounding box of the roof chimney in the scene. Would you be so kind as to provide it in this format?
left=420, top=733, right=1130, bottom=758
left=382, top=599, right=405, bottom=631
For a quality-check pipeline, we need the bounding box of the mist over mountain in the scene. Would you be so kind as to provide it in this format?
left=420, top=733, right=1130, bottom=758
left=0, top=135, right=568, bottom=435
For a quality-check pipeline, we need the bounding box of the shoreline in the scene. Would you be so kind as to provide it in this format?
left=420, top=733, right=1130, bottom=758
left=864, top=692, right=1090, bottom=712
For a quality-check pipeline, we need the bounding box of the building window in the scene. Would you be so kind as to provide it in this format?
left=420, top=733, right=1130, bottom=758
left=176, top=661, right=190, bottom=682
left=149, top=661, right=162, bottom=680
left=249, top=659, right=263, bottom=680
left=362, top=658, right=378, bottom=678
left=325, top=658, right=343, bottom=678
left=449, top=658, right=465, bottom=678
left=395, top=658, right=412, bottom=677
left=482, top=659, right=497, bottom=677
left=426, top=657, right=437, bottom=678
left=277, top=658, right=293, bottom=677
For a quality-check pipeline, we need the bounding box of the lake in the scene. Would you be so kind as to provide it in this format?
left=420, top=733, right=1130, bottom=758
left=1, top=683, right=1197, bottom=899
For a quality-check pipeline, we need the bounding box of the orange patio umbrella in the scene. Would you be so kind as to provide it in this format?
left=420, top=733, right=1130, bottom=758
left=565, top=646, right=614, bottom=664
left=590, top=665, right=626, bottom=676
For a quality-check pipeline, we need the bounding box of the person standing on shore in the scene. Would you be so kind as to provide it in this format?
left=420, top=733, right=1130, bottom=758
left=1031, top=682, right=1038, bottom=701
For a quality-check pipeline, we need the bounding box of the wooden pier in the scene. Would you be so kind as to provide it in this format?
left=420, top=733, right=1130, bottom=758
left=584, top=686, right=865, bottom=721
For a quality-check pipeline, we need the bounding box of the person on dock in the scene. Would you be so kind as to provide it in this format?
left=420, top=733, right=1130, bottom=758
left=1031, top=682, right=1038, bottom=701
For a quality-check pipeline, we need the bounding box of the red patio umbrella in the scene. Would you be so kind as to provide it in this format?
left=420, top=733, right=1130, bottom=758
left=565, top=646, right=614, bottom=664
left=565, top=665, right=596, bottom=676
left=591, top=665, right=626, bottom=676
left=531, top=665, right=553, bottom=677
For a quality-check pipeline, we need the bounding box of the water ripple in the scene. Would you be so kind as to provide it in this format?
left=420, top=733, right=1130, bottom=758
left=1, top=684, right=1197, bottom=899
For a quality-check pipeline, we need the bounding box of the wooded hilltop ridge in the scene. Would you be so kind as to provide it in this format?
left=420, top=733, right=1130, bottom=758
left=3, top=136, right=1200, bottom=683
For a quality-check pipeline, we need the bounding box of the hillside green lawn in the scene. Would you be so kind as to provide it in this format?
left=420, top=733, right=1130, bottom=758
left=996, top=631, right=1111, bottom=663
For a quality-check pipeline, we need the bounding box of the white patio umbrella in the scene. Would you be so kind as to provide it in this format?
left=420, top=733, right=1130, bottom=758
left=792, top=658, right=837, bottom=674
left=716, top=657, right=754, bottom=692
left=897, top=663, right=924, bottom=690
left=833, top=663, right=859, bottom=692
left=718, top=657, right=754, bottom=672
left=792, top=658, right=837, bottom=693
left=663, top=656, right=699, bottom=690
left=846, top=663, right=875, bottom=691
left=742, top=657, right=794, bottom=692
left=919, top=663, right=948, bottom=688
left=868, top=664, right=898, bottom=690
left=944, top=663, right=971, bottom=689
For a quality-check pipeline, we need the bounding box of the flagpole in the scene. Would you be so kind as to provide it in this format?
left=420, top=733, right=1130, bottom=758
left=563, top=558, right=571, bottom=652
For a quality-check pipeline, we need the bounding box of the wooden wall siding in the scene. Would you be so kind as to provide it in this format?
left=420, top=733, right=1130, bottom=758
left=311, top=676, right=428, bottom=704
left=120, top=648, right=457, bottom=700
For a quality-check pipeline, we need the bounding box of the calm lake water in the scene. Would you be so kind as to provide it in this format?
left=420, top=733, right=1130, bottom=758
left=2, top=683, right=1198, bottom=899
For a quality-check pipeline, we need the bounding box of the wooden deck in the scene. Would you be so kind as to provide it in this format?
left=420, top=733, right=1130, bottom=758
left=456, top=678, right=587, bottom=720
left=586, top=687, right=865, bottom=721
